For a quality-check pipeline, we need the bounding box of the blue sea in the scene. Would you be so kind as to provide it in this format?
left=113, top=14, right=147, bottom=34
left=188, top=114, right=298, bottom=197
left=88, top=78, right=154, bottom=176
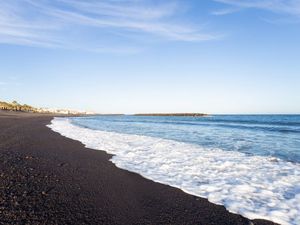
left=71, top=115, right=300, bottom=163
left=49, top=115, right=300, bottom=225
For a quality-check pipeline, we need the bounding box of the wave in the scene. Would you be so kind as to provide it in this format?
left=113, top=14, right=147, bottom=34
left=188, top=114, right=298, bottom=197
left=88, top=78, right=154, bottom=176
left=81, top=115, right=300, bottom=127
left=75, top=116, right=300, bottom=134
left=48, top=118, right=300, bottom=225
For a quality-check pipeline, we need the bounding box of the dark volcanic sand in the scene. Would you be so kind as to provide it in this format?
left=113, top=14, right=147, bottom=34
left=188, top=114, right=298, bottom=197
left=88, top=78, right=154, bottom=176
left=0, top=111, right=278, bottom=225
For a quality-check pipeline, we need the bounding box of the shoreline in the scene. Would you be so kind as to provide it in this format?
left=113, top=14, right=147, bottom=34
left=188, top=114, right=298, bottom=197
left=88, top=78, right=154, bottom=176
left=0, top=111, right=278, bottom=224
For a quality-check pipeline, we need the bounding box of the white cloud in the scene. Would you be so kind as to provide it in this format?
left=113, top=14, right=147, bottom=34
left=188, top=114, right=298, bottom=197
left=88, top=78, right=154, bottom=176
left=214, top=0, right=300, bottom=16
left=0, top=0, right=219, bottom=52
left=211, top=7, right=241, bottom=16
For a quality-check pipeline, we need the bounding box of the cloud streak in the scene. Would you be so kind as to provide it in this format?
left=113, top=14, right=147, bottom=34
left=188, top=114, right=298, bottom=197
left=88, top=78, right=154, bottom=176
left=213, top=0, right=300, bottom=16
left=0, top=0, right=219, bottom=52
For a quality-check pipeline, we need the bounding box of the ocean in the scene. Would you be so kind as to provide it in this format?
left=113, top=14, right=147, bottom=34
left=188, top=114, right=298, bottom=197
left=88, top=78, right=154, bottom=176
left=48, top=115, right=300, bottom=225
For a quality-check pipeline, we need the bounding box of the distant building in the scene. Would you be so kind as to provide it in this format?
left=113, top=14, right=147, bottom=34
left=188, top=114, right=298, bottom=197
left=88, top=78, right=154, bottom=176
left=1, top=99, right=95, bottom=115
left=37, top=107, right=95, bottom=115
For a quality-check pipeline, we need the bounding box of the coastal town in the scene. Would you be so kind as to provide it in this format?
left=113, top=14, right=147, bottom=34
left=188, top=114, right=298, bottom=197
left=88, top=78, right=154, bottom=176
left=0, top=100, right=95, bottom=115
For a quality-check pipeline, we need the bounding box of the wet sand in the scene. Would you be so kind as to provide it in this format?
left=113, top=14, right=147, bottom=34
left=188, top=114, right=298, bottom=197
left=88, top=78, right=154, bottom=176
left=0, top=110, right=278, bottom=225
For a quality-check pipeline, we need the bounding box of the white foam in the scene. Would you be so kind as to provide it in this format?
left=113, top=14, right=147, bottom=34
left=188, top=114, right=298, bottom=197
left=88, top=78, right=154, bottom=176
left=48, top=118, right=300, bottom=225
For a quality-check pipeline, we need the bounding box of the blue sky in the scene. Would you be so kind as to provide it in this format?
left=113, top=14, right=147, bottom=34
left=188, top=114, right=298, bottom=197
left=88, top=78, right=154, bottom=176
left=0, top=0, right=299, bottom=114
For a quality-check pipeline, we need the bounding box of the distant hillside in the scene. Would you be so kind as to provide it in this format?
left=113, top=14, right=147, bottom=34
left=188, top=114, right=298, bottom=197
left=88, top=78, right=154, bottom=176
left=0, top=100, right=95, bottom=115
left=134, top=113, right=208, bottom=117
left=0, top=100, right=37, bottom=112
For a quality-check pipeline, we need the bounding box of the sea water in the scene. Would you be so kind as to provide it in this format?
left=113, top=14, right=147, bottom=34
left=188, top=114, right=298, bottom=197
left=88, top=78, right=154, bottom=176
left=48, top=115, right=300, bottom=225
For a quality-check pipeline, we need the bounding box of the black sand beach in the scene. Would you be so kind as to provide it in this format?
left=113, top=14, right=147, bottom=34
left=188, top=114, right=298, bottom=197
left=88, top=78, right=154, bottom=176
left=0, top=111, right=278, bottom=225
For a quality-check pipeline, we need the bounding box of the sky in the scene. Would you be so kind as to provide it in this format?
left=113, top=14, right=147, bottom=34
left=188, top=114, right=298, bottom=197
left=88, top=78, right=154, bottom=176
left=0, top=0, right=299, bottom=114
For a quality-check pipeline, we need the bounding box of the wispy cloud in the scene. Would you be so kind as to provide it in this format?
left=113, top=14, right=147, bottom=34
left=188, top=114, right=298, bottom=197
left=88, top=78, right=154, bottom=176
left=213, top=0, right=300, bottom=16
left=0, top=0, right=219, bottom=52
left=211, top=7, right=241, bottom=16
left=0, top=80, right=22, bottom=87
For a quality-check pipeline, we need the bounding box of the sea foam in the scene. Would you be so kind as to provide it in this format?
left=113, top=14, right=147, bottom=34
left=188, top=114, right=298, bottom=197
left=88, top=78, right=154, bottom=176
left=48, top=117, right=300, bottom=225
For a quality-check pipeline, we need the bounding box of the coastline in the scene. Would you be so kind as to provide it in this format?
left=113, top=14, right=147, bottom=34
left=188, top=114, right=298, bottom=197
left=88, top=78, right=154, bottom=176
left=0, top=111, right=278, bottom=225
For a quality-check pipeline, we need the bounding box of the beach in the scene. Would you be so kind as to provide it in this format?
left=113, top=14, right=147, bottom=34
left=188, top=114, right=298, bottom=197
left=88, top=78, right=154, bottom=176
left=0, top=110, right=278, bottom=225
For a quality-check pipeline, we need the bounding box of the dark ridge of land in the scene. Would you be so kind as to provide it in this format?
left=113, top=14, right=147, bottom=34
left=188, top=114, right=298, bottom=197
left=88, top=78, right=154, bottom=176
left=134, top=113, right=208, bottom=117
left=0, top=110, right=278, bottom=225
left=94, top=114, right=125, bottom=116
